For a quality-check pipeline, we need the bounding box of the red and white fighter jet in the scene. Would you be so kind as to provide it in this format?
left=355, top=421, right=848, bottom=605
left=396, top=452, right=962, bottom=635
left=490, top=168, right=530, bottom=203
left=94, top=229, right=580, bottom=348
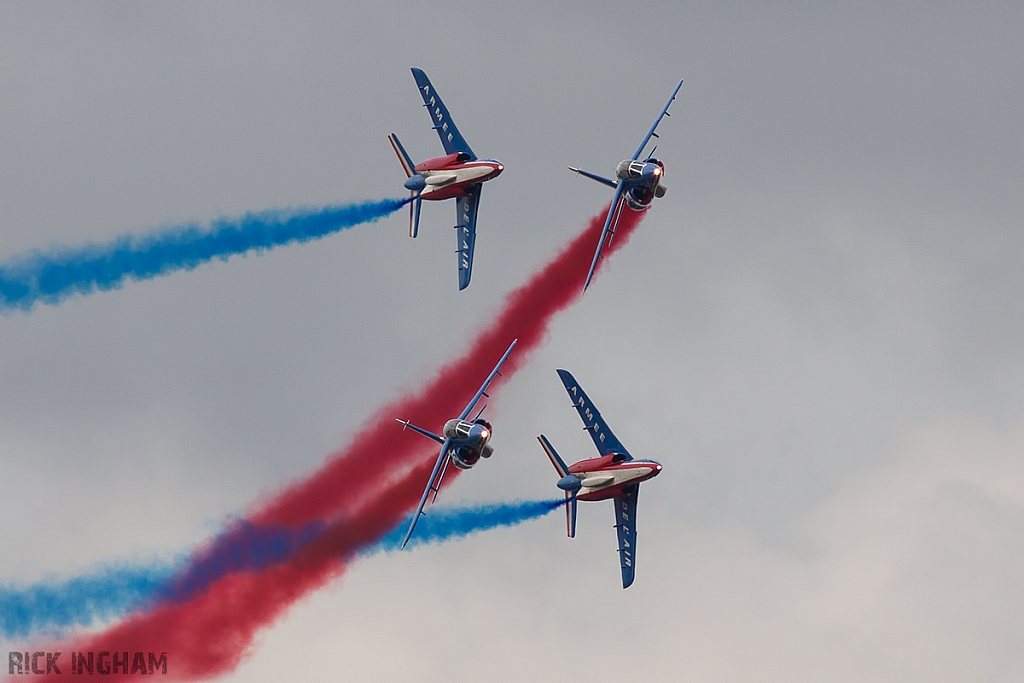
left=388, top=68, right=504, bottom=290
left=538, top=369, right=662, bottom=588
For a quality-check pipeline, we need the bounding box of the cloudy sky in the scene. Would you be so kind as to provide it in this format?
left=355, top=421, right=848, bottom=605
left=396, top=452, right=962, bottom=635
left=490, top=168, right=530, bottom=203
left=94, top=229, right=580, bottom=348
left=2, top=2, right=1023, bottom=681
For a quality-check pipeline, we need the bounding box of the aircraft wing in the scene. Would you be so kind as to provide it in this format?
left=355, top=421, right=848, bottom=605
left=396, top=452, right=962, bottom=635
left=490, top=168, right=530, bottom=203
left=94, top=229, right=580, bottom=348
left=630, top=80, right=684, bottom=161
left=583, top=182, right=626, bottom=292
left=411, top=68, right=477, bottom=160
left=456, top=186, right=482, bottom=291
left=614, top=484, right=640, bottom=589
left=458, top=339, right=517, bottom=421
left=402, top=437, right=452, bottom=549
left=556, top=369, right=630, bottom=458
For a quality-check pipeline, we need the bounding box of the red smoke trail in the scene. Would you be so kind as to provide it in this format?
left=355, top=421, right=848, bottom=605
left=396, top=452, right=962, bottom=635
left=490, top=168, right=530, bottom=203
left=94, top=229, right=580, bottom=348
left=20, top=205, right=644, bottom=682
left=255, top=203, right=644, bottom=529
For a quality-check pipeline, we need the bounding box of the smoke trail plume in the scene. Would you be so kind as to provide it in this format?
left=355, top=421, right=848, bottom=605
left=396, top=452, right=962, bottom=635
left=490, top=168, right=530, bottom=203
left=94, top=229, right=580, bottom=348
left=14, top=204, right=645, bottom=682
left=0, top=565, right=173, bottom=640
left=387, top=498, right=564, bottom=552
left=0, top=198, right=408, bottom=312
left=0, top=500, right=560, bottom=639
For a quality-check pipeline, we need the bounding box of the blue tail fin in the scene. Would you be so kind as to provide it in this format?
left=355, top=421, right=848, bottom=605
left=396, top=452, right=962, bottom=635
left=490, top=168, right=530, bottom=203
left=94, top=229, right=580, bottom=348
left=388, top=133, right=416, bottom=177
left=409, top=196, right=422, bottom=238
left=565, top=491, right=577, bottom=538
left=538, top=434, right=569, bottom=477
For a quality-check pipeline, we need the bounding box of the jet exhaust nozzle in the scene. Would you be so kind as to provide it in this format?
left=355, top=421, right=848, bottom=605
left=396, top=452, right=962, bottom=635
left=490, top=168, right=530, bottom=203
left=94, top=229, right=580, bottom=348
left=404, top=175, right=426, bottom=192
left=557, top=474, right=582, bottom=492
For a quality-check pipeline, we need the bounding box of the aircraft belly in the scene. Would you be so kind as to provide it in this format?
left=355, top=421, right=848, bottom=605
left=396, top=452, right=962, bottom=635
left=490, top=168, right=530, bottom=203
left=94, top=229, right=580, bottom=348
left=419, top=164, right=496, bottom=202
left=576, top=467, right=651, bottom=500
left=424, top=173, right=458, bottom=186
left=460, top=165, right=495, bottom=182
left=421, top=185, right=470, bottom=201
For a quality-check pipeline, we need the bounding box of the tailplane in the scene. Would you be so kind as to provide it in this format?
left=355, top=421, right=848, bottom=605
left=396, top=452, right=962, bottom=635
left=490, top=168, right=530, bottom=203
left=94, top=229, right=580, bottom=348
left=396, top=418, right=445, bottom=444
left=388, top=133, right=423, bottom=237
left=538, top=435, right=579, bottom=538
left=568, top=166, right=618, bottom=190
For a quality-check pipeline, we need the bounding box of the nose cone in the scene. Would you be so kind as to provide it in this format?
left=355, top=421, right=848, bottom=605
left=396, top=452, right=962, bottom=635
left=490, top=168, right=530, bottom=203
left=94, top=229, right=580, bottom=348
left=641, top=162, right=660, bottom=179
left=469, top=424, right=490, bottom=442
left=650, top=462, right=663, bottom=478
left=404, top=175, right=426, bottom=191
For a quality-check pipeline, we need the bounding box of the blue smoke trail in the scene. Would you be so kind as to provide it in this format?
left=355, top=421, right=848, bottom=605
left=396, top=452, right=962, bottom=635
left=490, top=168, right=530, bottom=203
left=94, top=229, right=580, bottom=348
left=0, top=197, right=409, bottom=312
left=153, top=519, right=327, bottom=606
left=0, top=499, right=560, bottom=638
left=0, top=519, right=328, bottom=640
left=377, top=498, right=564, bottom=552
left=0, top=563, right=173, bottom=640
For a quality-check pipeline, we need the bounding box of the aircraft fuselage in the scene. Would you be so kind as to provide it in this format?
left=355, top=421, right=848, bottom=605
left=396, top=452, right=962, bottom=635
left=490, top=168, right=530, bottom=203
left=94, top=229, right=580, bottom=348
left=615, top=158, right=666, bottom=211
left=405, top=154, right=503, bottom=202
left=567, top=454, right=662, bottom=502
left=442, top=418, right=494, bottom=470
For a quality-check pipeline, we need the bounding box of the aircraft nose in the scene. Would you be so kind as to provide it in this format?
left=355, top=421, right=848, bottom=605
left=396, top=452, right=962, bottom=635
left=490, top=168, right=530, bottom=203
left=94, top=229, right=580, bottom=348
left=469, top=424, right=489, bottom=441
left=404, top=175, right=426, bottom=191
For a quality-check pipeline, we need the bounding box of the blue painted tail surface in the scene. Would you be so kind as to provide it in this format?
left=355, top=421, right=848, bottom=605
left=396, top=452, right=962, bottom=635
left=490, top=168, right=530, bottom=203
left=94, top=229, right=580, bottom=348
left=538, top=434, right=569, bottom=477
left=565, top=491, right=577, bottom=538
left=537, top=435, right=577, bottom=538
left=410, top=196, right=422, bottom=238
left=388, top=133, right=417, bottom=177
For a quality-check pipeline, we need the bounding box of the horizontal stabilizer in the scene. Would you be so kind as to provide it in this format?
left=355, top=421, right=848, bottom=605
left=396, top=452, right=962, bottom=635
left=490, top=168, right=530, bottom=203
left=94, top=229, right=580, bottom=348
left=565, top=491, right=577, bottom=538
left=568, top=167, right=618, bottom=190
left=409, top=196, right=422, bottom=238
left=395, top=419, right=445, bottom=444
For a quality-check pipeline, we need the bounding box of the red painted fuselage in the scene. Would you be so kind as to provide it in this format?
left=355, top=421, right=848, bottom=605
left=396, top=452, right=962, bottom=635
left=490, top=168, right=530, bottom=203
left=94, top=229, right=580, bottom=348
left=568, top=454, right=662, bottom=502
left=414, top=153, right=503, bottom=201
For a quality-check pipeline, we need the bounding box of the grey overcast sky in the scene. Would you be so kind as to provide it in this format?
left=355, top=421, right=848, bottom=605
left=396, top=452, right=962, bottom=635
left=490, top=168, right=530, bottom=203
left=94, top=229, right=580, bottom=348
left=2, top=2, right=1024, bottom=681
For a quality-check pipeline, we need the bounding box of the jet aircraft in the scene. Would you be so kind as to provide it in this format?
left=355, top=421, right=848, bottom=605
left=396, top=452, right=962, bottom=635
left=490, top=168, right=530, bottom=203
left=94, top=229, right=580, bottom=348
left=396, top=340, right=517, bottom=548
left=568, top=80, right=684, bottom=292
left=537, top=369, right=662, bottom=588
left=388, top=68, right=504, bottom=290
